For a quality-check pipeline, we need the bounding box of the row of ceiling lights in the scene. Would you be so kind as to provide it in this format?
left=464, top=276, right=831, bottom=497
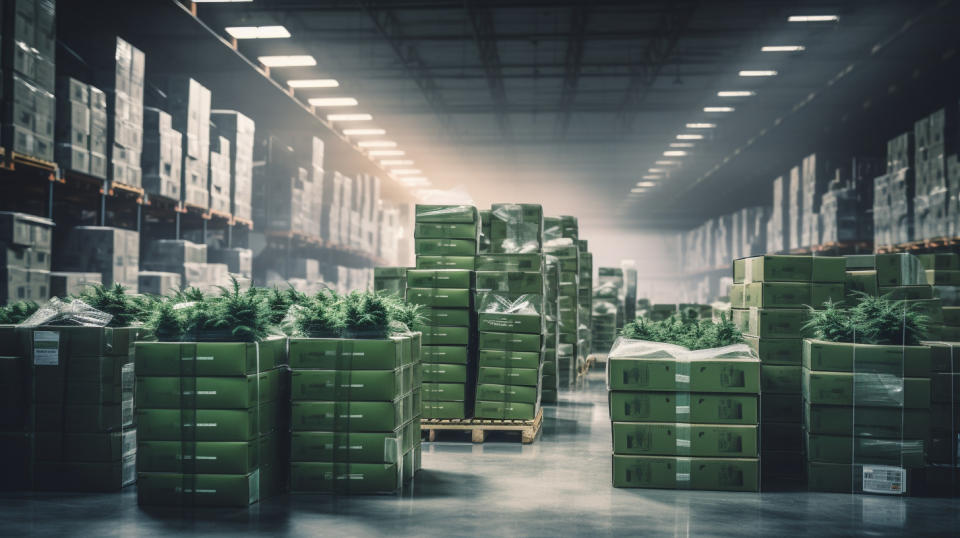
left=194, top=1, right=430, bottom=189
left=628, top=13, right=840, bottom=199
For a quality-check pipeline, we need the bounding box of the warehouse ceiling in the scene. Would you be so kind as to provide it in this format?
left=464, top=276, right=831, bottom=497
left=194, top=1, right=956, bottom=228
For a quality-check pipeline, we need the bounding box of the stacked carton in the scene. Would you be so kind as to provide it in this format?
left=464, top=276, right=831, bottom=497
left=577, top=244, right=594, bottom=367
left=918, top=253, right=960, bottom=340
left=544, top=216, right=580, bottom=388
left=608, top=341, right=761, bottom=491
left=478, top=210, right=491, bottom=253
left=1, top=323, right=137, bottom=491
left=767, top=176, right=788, bottom=253
left=732, top=255, right=846, bottom=484
left=800, top=154, right=832, bottom=248
left=874, top=133, right=915, bottom=247
left=542, top=255, right=560, bottom=403
left=410, top=204, right=479, bottom=419
left=319, top=171, right=346, bottom=245
left=207, top=127, right=231, bottom=214
left=591, top=294, right=617, bottom=355
left=96, top=37, right=144, bottom=188
left=141, top=107, right=182, bottom=200
left=55, top=77, right=91, bottom=174
left=207, top=247, right=253, bottom=279
left=377, top=202, right=403, bottom=266
left=289, top=333, right=421, bottom=493
left=597, top=267, right=624, bottom=327
left=913, top=107, right=957, bottom=240
left=135, top=336, right=287, bottom=506
left=373, top=267, right=406, bottom=296
left=925, top=343, right=960, bottom=473
left=48, top=271, right=99, bottom=297
left=788, top=166, right=802, bottom=250
left=0, top=212, right=53, bottom=302
left=60, top=226, right=138, bottom=290
left=141, top=239, right=218, bottom=291
left=164, top=77, right=211, bottom=208
left=2, top=0, right=56, bottom=162
left=136, top=271, right=180, bottom=296
left=211, top=111, right=255, bottom=222
left=252, top=135, right=311, bottom=236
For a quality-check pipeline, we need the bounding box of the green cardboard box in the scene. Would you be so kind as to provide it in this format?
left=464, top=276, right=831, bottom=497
left=474, top=400, right=537, bottom=420
left=612, top=422, right=758, bottom=458
left=422, top=382, right=465, bottom=401
left=474, top=254, right=544, bottom=272
left=374, top=267, right=407, bottom=279
left=608, top=391, right=758, bottom=425
left=291, top=400, right=406, bottom=432
left=289, top=461, right=402, bottom=493
left=136, top=368, right=282, bottom=409
left=743, top=282, right=844, bottom=308
left=34, top=455, right=136, bottom=492
left=761, top=393, right=802, bottom=423
left=738, top=255, right=845, bottom=283
left=405, top=269, right=474, bottom=289
left=34, top=374, right=130, bottom=406
left=34, top=400, right=133, bottom=433
left=875, top=253, right=926, bottom=286
left=743, top=337, right=802, bottom=365
left=925, top=270, right=960, bottom=286
left=137, top=469, right=269, bottom=506
left=730, top=284, right=745, bottom=308
left=475, top=271, right=544, bottom=294
left=877, top=285, right=934, bottom=300
left=421, top=345, right=470, bottom=364
left=34, top=430, right=136, bottom=462
left=478, top=313, right=543, bottom=334
left=761, top=364, right=801, bottom=394
left=406, top=288, right=473, bottom=308
left=288, top=338, right=402, bottom=370
left=414, top=222, right=479, bottom=240
left=136, top=337, right=286, bottom=376
left=290, top=431, right=403, bottom=464
left=415, top=256, right=476, bottom=270
left=422, top=363, right=468, bottom=383
left=423, top=400, right=466, bottom=419
left=422, top=308, right=472, bottom=327
left=478, top=349, right=541, bottom=369
left=802, top=370, right=930, bottom=408
left=607, top=354, right=760, bottom=393
left=747, top=308, right=810, bottom=339
left=477, top=366, right=539, bottom=386
left=807, top=462, right=924, bottom=493
left=136, top=404, right=279, bottom=441
left=138, top=436, right=279, bottom=474
left=415, top=204, right=478, bottom=223
left=731, top=308, right=749, bottom=333
left=420, top=325, right=471, bottom=346
left=760, top=422, right=802, bottom=452
left=475, top=383, right=538, bottom=404
left=942, top=307, right=960, bottom=327
left=33, top=354, right=130, bottom=384
left=291, top=369, right=403, bottom=402
left=479, top=331, right=541, bottom=353
left=612, top=455, right=759, bottom=491
left=917, top=253, right=960, bottom=270
left=804, top=432, right=923, bottom=467
left=802, top=340, right=931, bottom=377
left=845, top=270, right=878, bottom=299
left=415, top=239, right=477, bottom=256
left=932, top=372, right=960, bottom=402
left=804, top=403, right=930, bottom=438
left=21, top=326, right=137, bottom=360
left=925, top=341, right=960, bottom=372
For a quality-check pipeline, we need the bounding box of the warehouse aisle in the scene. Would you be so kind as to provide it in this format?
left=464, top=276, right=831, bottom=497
left=1, top=371, right=959, bottom=536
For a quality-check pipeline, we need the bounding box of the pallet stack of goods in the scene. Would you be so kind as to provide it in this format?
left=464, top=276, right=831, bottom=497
left=373, top=267, right=407, bottom=296
left=55, top=77, right=107, bottom=178
left=163, top=77, right=210, bottom=208
left=924, top=342, right=960, bottom=490
left=542, top=255, right=560, bottom=403
left=377, top=202, right=404, bottom=267
left=800, top=154, right=832, bottom=248
left=544, top=217, right=579, bottom=389
left=920, top=253, right=960, bottom=340
left=590, top=295, right=617, bottom=355
left=0, top=212, right=53, bottom=303
left=211, top=110, right=255, bottom=223
left=913, top=106, right=957, bottom=241
left=731, top=255, right=846, bottom=485
left=410, top=204, right=479, bottom=419
left=208, top=247, right=253, bottom=280
left=873, top=133, right=915, bottom=248
left=619, top=259, right=635, bottom=326
left=97, top=37, right=145, bottom=189
left=767, top=176, right=788, bottom=253
left=577, top=242, right=593, bottom=368
left=206, top=125, right=231, bottom=215
left=3, top=0, right=57, bottom=163
left=1, top=305, right=137, bottom=492
left=289, top=332, right=421, bottom=494
left=608, top=340, right=761, bottom=491
left=135, top=335, right=288, bottom=506
left=60, top=226, right=138, bottom=291
left=478, top=209, right=491, bottom=253
left=252, top=134, right=313, bottom=237
left=819, top=159, right=880, bottom=245
left=141, top=107, right=182, bottom=199
left=597, top=268, right=624, bottom=327
left=142, top=239, right=231, bottom=293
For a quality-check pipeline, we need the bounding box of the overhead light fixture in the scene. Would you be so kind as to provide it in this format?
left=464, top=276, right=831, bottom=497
left=225, top=26, right=291, bottom=39
left=308, top=97, right=358, bottom=107
left=343, top=128, right=386, bottom=136
left=686, top=123, right=716, bottom=129
left=739, top=70, right=778, bottom=77
left=636, top=181, right=658, bottom=187
left=257, top=55, right=316, bottom=67
left=704, top=106, right=735, bottom=112
left=670, top=142, right=694, bottom=148
left=288, top=79, right=340, bottom=88
left=677, top=134, right=704, bottom=140
left=358, top=140, right=397, bottom=148
left=762, top=45, right=805, bottom=52
left=630, top=188, right=647, bottom=194
left=717, top=91, right=755, bottom=97
left=380, top=159, right=413, bottom=166
left=641, top=175, right=661, bottom=180
left=391, top=169, right=422, bottom=175
left=664, top=150, right=687, bottom=156
left=648, top=168, right=664, bottom=173
left=368, top=149, right=405, bottom=156
left=788, top=15, right=838, bottom=22
left=398, top=176, right=430, bottom=185
left=328, top=114, right=373, bottom=122
left=656, top=160, right=679, bottom=165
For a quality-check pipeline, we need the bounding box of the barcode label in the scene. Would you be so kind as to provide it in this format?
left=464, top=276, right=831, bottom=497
left=862, top=465, right=906, bottom=495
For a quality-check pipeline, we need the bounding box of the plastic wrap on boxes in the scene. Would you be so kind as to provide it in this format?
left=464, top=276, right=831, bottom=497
left=489, top=203, right=543, bottom=254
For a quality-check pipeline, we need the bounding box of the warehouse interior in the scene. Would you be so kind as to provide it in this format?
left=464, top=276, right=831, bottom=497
left=2, top=0, right=960, bottom=535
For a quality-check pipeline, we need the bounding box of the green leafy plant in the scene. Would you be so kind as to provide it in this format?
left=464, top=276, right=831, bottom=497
left=343, top=291, right=391, bottom=338
left=79, top=283, right=145, bottom=327
left=293, top=290, right=345, bottom=338
left=386, top=296, right=427, bottom=334
left=805, top=293, right=929, bottom=346
left=214, top=277, right=272, bottom=342
left=620, top=311, right=743, bottom=350
left=145, top=297, right=185, bottom=342
left=0, top=300, right=39, bottom=324
left=804, top=299, right=854, bottom=342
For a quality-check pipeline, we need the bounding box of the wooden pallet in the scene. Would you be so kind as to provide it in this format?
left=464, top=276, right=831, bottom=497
left=422, top=408, right=543, bottom=444
left=233, top=216, right=253, bottom=230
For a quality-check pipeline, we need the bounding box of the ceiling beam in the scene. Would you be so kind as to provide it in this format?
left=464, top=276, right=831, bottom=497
left=463, top=0, right=512, bottom=140
left=555, top=5, right=590, bottom=139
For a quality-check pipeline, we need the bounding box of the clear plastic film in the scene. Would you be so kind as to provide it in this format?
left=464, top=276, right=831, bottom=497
left=479, top=293, right=542, bottom=316
left=489, top=204, right=543, bottom=254
left=20, top=298, right=113, bottom=327
left=414, top=203, right=478, bottom=223
left=543, top=237, right=575, bottom=250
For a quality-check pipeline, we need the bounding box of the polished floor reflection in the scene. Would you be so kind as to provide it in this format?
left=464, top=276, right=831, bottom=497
left=2, top=370, right=959, bottom=536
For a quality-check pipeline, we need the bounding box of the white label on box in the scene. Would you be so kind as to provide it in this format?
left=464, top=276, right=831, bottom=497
left=862, top=465, right=906, bottom=495
left=33, top=331, right=60, bottom=365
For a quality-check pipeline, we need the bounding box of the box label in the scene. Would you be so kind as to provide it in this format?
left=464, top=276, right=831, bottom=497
left=862, top=465, right=906, bottom=495
left=33, top=331, right=60, bottom=366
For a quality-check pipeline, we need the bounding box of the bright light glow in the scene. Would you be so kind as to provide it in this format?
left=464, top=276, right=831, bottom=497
left=704, top=107, right=735, bottom=112
left=677, top=134, right=704, bottom=140
left=664, top=150, right=687, bottom=156
left=717, top=91, right=755, bottom=97
left=358, top=140, right=397, bottom=148
left=739, top=70, right=778, bottom=77
left=642, top=175, right=661, bottom=180
left=762, top=45, right=805, bottom=52
left=648, top=168, right=664, bottom=173
left=368, top=150, right=405, bottom=156
left=399, top=177, right=430, bottom=187
left=288, top=79, right=340, bottom=88
left=308, top=97, right=358, bottom=107
left=636, top=181, right=658, bottom=187
left=788, top=15, right=838, bottom=22
left=380, top=160, right=414, bottom=166
left=343, top=128, right=386, bottom=136
left=328, top=114, right=373, bottom=122
left=225, top=26, right=291, bottom=39
left=686, top=123, right=716, bottom=129
left=391, top=169, right=422, bottom=175
left=656, top=160, right=679, bottom=165
left=258, top=55, right=316, bottom=67
left=630, top=188, right=647, bottom=194
left=670, top=142, right=694, bottom=148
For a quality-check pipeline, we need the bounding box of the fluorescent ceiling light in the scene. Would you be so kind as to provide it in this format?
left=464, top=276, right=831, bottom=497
left=328, top=114, right=372, bottom=122
left=656, top=160, right=679, bottom=165
left=704, top=107, right=735, bottom=112
left=358, top=140, right=397, bottom=148
left=670, top=142, right=694, bottom=148
left=739, top=70, right=778, bottom=77
left=630, top=188, right=647, bottom=194
left=642, top=175, right=661, bottom=180
left=636, top=181, right=658, bottom=187
left=308, top=97, right=358, bottom=107
left=380, top=160, right=413, bottom=166
left=664, top=150, right=687, bottom=156
left=686, top=123, right=716, bottom=129
left=343, top=128, right=386, bottom=136
left=258, top=55, right=316, bottom=67
left=399, top=177, right=430, bottom=187
left=391, top=169, right=422, bottom=175
left=648, top=168, right=664, bottom=173
left=788, top=15, right=838, bottom=22
left=225, top=26, right=290, bottom=39
left=762, top=45, right=805, bottom=52
left=288, top=79, right=339, bottom=88
left=717, top=91, right=755, bottom=97
left=677, top=134, right=703, bottom=140
left=369, top=150, right=405, bottom=156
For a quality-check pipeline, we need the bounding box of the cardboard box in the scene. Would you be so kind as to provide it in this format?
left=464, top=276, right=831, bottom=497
left=612, top=455, right=759, bottom=491
left=291, top=400, right=406, bottom=433
left=414, top=239, right=477, bottom=256
left=877, top=285, right=933, bottom=300
left=743, top=337, right=802, bottom=365
left=473, top=400, right=537, bottom=420
left=802, top=370, right=930, bottom=408
left=875, top=253, right=926, bottom=286
left=478, top=313, right=542, bottom=334
left=422, top=400, right=466, bottom=419
left=736, top=255, right=845, bottom=283
left=135, top=336, right=286, bottom=376
left=802, top=340, right=931, bottom=377
left=421, top=345, right=470, bottom=364
left=33, top=430, right=136, bottom=462
left=406, top=288, right=473, bottom=308
left=746, top=308, right=810, bottom=339
left=478, top=331, right=541, bottom=353
left=477, top=366, right=539, bottom=386
left=138, top=436, right=278, bottom=474
left=414, top=222, right=479, bottom=239
left=804, top=403, right=930, bottom=438
left=137, top=469, right=268, bottom=506
left=917, top=253, right=960, bottom=270
left=415, top=256, right=476, bottom=270
left=136, top=404, right=278, bottom=441
left=743, top=282, right=844, bottom=308
left=612, top=422, right=758, bottom=457
left=475, top=383, right=538, bottom=404
left=478, top=349, right=541, bottom=369
left=422, top=363, right=469, bottom=383
left=475, top=271, right=544, bottom=294
left=844, top=270, right=878, bottom=299
left=474, top=254, right=545, bottom=272
left=291, top=369, right=403, bottom=402
left=608, top=391, right=759, bottom=425
left=21, top=326, right=137, bottom=360
left=136, top=368, right=282, bottom=409
left=415, top=204, right=478, bottom=223
left=761, top=393, right=802, bottom=423
left=806, top=461, right=924, bottom=493
left=420, top=326, right=471, bottom=346
left=422, top=382, right=466, bottom=401
left=33, top=455, right=136, bottom=492
left=926, top=270, right=960, bottom=286
left=805, top=433, right=923, bottom=467
left=289, top=461, right=402, bottom=493
left=421, top=308, right=472, bottom=327
left=290, top=430, right=405, bottom=464
left=405, top=269, right=474, bottom=289
left=288, top=338, right=401, bottom=370
left=761, top=365, right=801, bottom=394
left=607, top=355, right=760, bottom=393
left=34, top=400, right=133, bottom=433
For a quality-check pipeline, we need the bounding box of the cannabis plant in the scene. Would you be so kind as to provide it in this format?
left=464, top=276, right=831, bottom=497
left=293, top=290, right=345, bottom=338
left=619, top=311, right=744, bottom=351
left=804, top=294, right=929, bottom=346
left=79, top=283, right=145, bottom=327
left=804, top=299, right=854, bottom=342
left=343, top=291, right=391, bottom=339
left=144, top=297, right=185, bottom=342
left=386, top=296, right=427, bottom=334
left=0, top=300, right=39, bottom=324
left=213, top=277, right=272, bottom=342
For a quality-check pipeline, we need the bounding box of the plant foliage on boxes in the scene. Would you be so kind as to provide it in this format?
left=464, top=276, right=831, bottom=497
left=0, top=300, right=39, bottom=324
left=803, top=293, right=929, bottom=345
left=79, top=283, right=148, bottom=327
left=620, top=307, right=743, bottom=350
left=144, top=278, right=272, bottom=342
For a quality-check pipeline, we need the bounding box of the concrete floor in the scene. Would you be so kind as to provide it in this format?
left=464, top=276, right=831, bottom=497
left=3, top=371, right=960, bottom=536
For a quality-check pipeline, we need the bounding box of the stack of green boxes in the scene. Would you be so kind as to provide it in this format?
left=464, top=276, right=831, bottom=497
left=542, top=255, right=560, bottom=403
left=478, top=209, right=491, bottom=254
left=577, top=241, right=593, bottom=369
left=918, top=253, right=960, bottom=340
left=288, top=333, right=421, bottom=493
left=925, top=343, right=959, bottom=472
left=411, top=204, right=480, bottom=419
left=732, top=255, right=845, bottom=485
left=608, top=341, right=761, bottom=491
left=373, top=267, right=407, bottom=297
left=598, top=268, right=624, bottom=324
left=647, top=304, right=677, bottom=322
left=845, top=253, right=943, bottom=324
left=135, top=336, right=287, bottom=506
left=545, top=218, right=579, bottom=389
left=803, top=339, right=931, bottom=493
left=591, top=298, right=618, bottom=355
left=1, top=324, right=137, bottom=492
